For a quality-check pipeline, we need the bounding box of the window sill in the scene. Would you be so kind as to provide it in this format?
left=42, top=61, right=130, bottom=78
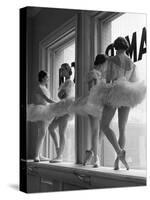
left=25, top=160, right=146, bottom=189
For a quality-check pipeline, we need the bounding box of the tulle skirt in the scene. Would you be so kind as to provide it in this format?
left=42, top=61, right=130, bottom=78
left=27, top=80, right=146, bottom=122
left=69, top=96, right=103, bottom=118
left=69, top=79, right=146, bottom=118
left=88, top=79, right=146, bottom=108
left=27, top=98, right=74, bottom=122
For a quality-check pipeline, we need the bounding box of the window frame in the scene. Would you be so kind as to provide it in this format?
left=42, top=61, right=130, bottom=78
left=50, top=39, right=76, bottom=161
left=39, top=16, right=77, bottom=160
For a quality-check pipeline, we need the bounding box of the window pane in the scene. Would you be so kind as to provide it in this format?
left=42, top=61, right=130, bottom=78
left=52, top=40, right=76, bottom=162
left=102, top=13, right=146, bottom=169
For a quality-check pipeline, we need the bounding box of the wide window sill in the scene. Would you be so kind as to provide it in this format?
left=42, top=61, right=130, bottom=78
left=25, top=160, right=146, bottom=189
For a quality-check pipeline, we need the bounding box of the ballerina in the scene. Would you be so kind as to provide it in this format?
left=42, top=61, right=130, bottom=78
left=27, top=70, right=55, bottom=162
left=48, top=63, right=75, bottom=163
left=27, top=68, right=74, bottom=124
left=27, top=68, right=75, bottom=162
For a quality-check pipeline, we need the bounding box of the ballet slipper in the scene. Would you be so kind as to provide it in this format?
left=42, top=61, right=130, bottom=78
left=93, top=155, right=100, bottom=168
left=83, top=150, right=94, bottom=166
left=114, top=157, right=119, bottom=170
left=34, top=157, right=40, bottom=162
left=93, top=163, right=100, bottom=168
left=39, top=155, right=50, bottom=161
left=93, top=160, right=100, bottom=168
left=118, top=150, right=129, bottom=170
left=49, top=157, right=63, bottom=163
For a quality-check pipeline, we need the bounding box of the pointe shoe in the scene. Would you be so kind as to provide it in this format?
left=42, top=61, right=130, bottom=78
left=83, top=150, right=93, bottom=166
left=93, top=160, right=100, bottom=168
left=93, top=155, right=100, bottom=168
left=118, top=150, right=129, bottom=170
left=114, top=158, right=119, bottom=170
left=34, top=157, right=40, bottom=162
left=39, top=155, right=50, bottom=161
left=50, top=157, right=63, bottom=163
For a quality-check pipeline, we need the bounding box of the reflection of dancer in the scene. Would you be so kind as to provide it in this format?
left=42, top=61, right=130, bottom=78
left=27, top=71, right=55, bottom=162
left=49, top=63, right=75, bottom=163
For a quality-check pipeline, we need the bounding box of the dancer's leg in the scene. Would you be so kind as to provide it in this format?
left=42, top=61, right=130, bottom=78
left=101, top=106, right=121, bottom=154
left=99, top=122, right=104, bottom=163
left=48, top=118, right=59, bottom=154
left=118, top=106, right=130, bottom=148
left=101, top=105, right=129, bottom=169
left=57, top=115, right=69, bottom=159
left=34, top=121, right=49, bottom=161
left=88, top=115, right=100, bottom=167
left=114, top=106, right=130, bottom=169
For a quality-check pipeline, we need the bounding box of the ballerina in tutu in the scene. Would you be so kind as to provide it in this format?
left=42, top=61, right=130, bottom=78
left=106, top=37, right=146, bottom=170
left=27, top=76, right=74, bottom=124
left=27, top=70, right=56, bottom=162
left=48, top=63, right=75, bottom=163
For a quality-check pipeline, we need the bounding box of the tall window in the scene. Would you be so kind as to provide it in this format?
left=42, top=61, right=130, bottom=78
left=100, top=13, right=146, bottom=169
left=51, top=40, right=76, bottom=162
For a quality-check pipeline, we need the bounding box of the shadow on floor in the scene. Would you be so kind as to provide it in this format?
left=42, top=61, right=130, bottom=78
left=9, top=183, right=19, bottom=191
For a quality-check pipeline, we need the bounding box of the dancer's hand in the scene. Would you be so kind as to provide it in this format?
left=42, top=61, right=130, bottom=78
left=58, top=89, right=66, bottom=99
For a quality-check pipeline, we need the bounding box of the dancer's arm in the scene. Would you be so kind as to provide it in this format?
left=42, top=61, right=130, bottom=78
left=58, top=89, right=66, bottom=99
left=87, top=69, right=101, bottom=90
left=38, top=87, right=56, bottom=103
left=88, top=79, right=96, bottom=90
left=58, top=79, right=75, bottom=99
left=126, top=64, right=139, bottom=82
left=130, top=64, right=139, bottom=82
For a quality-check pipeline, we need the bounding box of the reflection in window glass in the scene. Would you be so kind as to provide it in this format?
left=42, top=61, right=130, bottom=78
left=102, top=13, right=146, bottom=169
left=52, top=40, right=75, bottom=162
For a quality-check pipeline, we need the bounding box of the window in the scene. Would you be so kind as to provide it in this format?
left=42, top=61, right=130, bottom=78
left=98, top=13, right=146, bottom=169
left=51, top=40, right=76, bottom=162
left=52, top=40, right=75, bottom=100
left=39, top=17, right=76, bottom=163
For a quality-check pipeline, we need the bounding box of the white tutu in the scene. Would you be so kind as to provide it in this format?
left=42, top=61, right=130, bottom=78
left=68, top=78, right=146, bottom=119
left=69, top=96, right=103, bottom=118
left=27, top=78, right=75, bottom=122
left=27, top=73, right=146, bottom=121
left=88, top=78, right=146, bottom=108
left=27, top=98, right=74, bottom=122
